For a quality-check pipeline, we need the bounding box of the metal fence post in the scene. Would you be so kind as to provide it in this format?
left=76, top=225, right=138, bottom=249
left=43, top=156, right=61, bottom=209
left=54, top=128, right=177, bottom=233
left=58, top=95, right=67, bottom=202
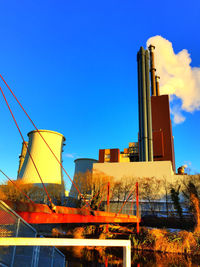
left=136, top=182, right=140, bottom=234
left=31, top=245, right=40, bottom=267
left=51, top=247, right=55, bottom=267
left=11, top=218, right=20, bottom=267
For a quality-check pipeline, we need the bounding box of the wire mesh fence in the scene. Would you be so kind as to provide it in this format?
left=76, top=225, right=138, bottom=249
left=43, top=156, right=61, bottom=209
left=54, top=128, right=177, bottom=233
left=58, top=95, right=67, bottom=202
left=0, top=200, right=65, bottom=267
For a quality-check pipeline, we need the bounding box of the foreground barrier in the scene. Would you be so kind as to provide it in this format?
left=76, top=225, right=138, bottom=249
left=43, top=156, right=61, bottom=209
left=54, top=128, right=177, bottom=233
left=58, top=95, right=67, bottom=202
left=0, top=237, right=131, bottom=267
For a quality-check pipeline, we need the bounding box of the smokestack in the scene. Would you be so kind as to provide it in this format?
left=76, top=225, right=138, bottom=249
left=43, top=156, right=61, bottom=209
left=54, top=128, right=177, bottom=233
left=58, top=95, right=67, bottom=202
left=155, top=75, right=160, bottom=96
left=145, top=50, right=153, bottom=161
left=137, top=52, right=143, bottom=161
left=140, top=47, right=148, bottom=161
left=148, top=45, right=156, bottom=96
left=18, top=130, right=65, bottom=185
left=137, top=47, right=154, bottom=162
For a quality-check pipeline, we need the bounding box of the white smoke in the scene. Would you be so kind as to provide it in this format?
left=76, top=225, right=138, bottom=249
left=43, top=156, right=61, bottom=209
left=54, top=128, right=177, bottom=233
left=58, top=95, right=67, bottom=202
left=146, top=35, right=200, bottom=124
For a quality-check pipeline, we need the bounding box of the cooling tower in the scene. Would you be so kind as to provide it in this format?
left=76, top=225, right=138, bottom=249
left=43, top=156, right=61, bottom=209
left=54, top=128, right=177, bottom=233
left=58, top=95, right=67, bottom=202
left=17, top=130, right=66, bottom=185
left=74, top=158, right=98, bottom=174
left=17, top=141, right=28, bottom=176
left=69, top=158, right=97, bottom=198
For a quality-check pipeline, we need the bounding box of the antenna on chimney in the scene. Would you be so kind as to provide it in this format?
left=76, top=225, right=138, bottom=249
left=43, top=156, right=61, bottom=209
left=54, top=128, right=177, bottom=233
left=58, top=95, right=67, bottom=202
left=155, top=75, right=160, bottom=96
left=148, top=45, right=156, bottom=96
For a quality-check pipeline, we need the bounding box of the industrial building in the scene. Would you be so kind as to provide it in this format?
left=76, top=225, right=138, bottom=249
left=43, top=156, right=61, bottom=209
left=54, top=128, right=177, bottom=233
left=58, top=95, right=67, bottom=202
left=97, top=45, right=175, bottom=170
left=15, top=45, right=178, bottom=205
left=70, top=45, right=178, bottom=201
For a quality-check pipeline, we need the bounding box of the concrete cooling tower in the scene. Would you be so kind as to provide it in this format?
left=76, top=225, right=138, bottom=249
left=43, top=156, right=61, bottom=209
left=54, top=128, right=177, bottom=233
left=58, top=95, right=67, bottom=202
left=69, top=158, right=98, bottom=198
left=74, top=158, right=98, bottom=174
left=17, top=130, right=66, bottom=185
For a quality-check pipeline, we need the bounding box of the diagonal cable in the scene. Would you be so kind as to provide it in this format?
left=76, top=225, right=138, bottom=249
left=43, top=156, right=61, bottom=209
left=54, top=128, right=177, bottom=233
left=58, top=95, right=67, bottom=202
left=0, top=74, right=88, bottom=205
left=0, top=86, right=54, bottom=208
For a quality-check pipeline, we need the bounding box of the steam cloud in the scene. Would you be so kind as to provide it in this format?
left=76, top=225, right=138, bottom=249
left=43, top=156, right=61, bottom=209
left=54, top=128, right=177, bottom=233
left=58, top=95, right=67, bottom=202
left=146, top=36, right=200, bottom=124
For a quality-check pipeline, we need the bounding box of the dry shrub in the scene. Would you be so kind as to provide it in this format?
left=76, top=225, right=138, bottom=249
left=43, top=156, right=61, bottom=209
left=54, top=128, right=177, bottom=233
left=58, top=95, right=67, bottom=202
left=147, top=229, right=198, bottom=254
left=72, top=227, right=85, bottom=239
left=150, top=229, right=171, bottom=252
left=0, top=180, right=47, bottom=203
left=72, top=227, right=85, bottom=258
left=84, top=225, right=96, bottom=236
left=66, top=229, right=73, bottom=237
left=99, top=232, right=107, bottom=240
left=148, top=229, right=185, bottom=253
left=150, top=228, right=167, bottom=239
left=180, top=231, right=197, bottom=254
left=0, top=189, right=6, bottom=200
left=191, top=193, right=200, bottom=232
left=52, top=228, right=60, bottom=237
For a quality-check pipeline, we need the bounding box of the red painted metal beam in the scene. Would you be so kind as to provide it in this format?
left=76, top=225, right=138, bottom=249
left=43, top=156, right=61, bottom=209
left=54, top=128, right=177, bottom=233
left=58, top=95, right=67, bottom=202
left=17, top=211, right=140, bottom=224
left=4, top=200, right=141, bottom=225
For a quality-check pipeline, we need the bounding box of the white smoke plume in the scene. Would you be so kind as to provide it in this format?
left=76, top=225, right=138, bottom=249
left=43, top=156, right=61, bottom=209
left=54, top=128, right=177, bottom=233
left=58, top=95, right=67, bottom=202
left=146, top=35, right=200, bottom=124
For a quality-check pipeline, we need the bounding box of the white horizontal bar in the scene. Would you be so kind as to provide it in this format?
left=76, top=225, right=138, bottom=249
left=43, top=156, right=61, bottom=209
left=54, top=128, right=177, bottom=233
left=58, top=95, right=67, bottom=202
left=0, top=238, right=131, bottom=267
left=0, top=237, right=130, bottom=247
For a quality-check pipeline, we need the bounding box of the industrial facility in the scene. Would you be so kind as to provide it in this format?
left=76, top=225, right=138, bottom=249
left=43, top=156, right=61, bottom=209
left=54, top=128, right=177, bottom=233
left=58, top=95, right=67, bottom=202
left=98, top=45, right=175, bottom=169
left=15, top=44, right=178, bottom=203
left=70, top=44, right=177, bottom=198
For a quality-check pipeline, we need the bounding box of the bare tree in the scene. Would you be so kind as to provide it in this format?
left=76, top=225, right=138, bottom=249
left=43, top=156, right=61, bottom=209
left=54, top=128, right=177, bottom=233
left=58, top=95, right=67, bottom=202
left=181, top=177, right=200, bottom=231
left=111, top=176, right=138, bottom=202
left=112, top=181, right=123, bottom=202
left=139, top=177, right=162, bottom=215
left=72, top=170, right=115, bottom=210
left=0, top=180, right=33, bottom=202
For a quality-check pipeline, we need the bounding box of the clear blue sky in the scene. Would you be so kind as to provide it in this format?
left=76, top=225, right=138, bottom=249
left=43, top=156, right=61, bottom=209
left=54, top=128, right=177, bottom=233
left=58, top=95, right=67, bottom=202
left=0, top=0, right=199, bottom=191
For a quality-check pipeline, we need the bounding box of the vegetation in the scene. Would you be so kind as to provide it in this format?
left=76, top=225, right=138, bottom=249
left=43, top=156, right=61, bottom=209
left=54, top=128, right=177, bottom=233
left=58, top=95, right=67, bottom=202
left=60, top=174, right=200, bottom=258
left=72, top=170, right=115, bottom=210
left=131, top=227, right=200, bottom=254
left=2, top=172, right=200, bottom=258
left=54, top=223, right=200, bottom=263
left=170, top=185, right=183, bottom=218
left=0, top=180, right=64, bottom=205
left=0, top=180, right=34, bottom=202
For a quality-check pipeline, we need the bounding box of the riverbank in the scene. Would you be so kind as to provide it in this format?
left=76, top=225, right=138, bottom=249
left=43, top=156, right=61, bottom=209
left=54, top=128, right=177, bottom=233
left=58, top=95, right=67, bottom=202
left=131, top=227, right=200, bottom=255
left=54, top=224, right=200, bottom=257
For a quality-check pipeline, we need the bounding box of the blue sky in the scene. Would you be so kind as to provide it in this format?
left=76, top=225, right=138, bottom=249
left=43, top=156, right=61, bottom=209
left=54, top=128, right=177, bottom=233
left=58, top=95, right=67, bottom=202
left=0, top=0, right=199, bottom=191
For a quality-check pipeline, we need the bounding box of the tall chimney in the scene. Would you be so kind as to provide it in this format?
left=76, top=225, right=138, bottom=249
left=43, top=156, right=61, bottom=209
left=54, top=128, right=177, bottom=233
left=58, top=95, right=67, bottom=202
left=140, top=47, right=148, bottom=161
left=155, top=75, right=160, bottom=96
left=137, top=46, right=154, bottom=162
left=137, top=52, right=143, bottom=161
left=148, top=45, right=156, bottom=96
left=145, top=50, right=153, bottom=161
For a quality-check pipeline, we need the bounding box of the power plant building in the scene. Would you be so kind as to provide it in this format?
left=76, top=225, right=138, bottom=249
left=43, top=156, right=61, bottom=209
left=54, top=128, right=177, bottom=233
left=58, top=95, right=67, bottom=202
left=71, top=45, right=177, bottom=191
left=13, top=44, right=181, bottom=212
left=97, top=46, right=175, bottom=170
left=151, top=95, right=175, bottom=171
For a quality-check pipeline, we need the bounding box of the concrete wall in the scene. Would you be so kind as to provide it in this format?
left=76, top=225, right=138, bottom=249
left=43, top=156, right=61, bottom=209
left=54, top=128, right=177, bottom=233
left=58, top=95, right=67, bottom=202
left=93, top=161, right=174, bottom=182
